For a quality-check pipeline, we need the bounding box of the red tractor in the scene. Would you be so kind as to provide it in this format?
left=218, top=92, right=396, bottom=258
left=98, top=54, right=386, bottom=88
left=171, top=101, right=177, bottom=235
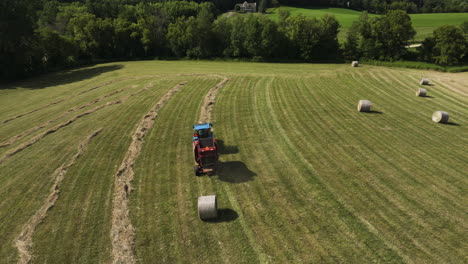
left=193, top=123, right=218, bottom=176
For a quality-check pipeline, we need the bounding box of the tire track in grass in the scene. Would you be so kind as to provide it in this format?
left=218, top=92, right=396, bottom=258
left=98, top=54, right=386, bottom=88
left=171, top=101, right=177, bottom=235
left=194, top=76, right=274, bottom=262
left=267, top=77, right=388, bottom=262
left=294, top=72, right=463, bottom=262
left=209, top=77, right=278, bottom=263
left=0, top=83, right=140, bottom=148
left=0, top=83, right=153, bottom=165
left=293, top=75, right=428, bottom=262
left=248, top=77, right=333, bottom=262
left=13, top=128, right=103, bottom=264
left=0, top=77, right=134, bottom=125
left=110, top=81, right=187, bottom=264
left=339, top=71, right=467, bottom=259
left=264, top=76, right=407, bottom=263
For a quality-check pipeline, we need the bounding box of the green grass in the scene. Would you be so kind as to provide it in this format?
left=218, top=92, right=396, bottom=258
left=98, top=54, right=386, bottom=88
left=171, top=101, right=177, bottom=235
left=0, top=61, right=467, bottom=263
left=266, top=6, right=468, bottom=41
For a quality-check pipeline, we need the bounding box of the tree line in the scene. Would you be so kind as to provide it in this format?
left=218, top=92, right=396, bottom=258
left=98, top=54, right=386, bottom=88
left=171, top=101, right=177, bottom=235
left=1, top=0, right=467, bottom=79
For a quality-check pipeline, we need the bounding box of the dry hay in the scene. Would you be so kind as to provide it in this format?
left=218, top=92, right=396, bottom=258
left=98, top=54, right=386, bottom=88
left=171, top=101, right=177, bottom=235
left=351, top=61, right=359, bottom=67
left=0, top=85, right=137, bottom=149
left=357, top=100, right=371, bottom=112
left=0, top=77, right=133, bottom=125
left=198, top=195, right=218, bottom=220
left=432, top=111, right=449, bottom=123
left=0, top=84, right=151, bottom=165
left=14, top=129, right=102, bottom=264
left=420, top=78, right=430, bottom=85
left=198, top=77, right=229, bottom=123
left=416, top=88, right=427, bottom=97
left=110, top=81, right=187, bottom=264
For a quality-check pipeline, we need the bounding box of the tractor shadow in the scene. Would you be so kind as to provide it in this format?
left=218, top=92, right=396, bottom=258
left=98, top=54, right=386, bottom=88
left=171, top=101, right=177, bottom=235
left=216, top=161, right=256, bottom=183
left=1, top=64, right=124, bottom=90
left=205, top=208, right=239, bottom=223
left=217, top=139, right=239, bottom=155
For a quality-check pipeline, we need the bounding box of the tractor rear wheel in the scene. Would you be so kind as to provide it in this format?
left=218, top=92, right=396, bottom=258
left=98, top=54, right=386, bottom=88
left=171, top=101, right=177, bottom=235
left=194, top=166, right=201, bottom=176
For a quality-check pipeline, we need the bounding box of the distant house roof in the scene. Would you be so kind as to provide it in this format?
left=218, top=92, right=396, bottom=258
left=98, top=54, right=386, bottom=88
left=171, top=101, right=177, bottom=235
left=241, top=1, right=256, bottom=8
left=236, top=1, right=256, bottom=12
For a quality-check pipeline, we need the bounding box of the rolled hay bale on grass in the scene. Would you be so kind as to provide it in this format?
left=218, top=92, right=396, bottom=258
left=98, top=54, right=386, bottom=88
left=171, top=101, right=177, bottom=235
left=351, top=61, right=359, bottom=67
left=357, top=100, right=371, bottom=112
left=420, top=78, right=429, bottom=85
left=432, top=111, right=449, bottom=123
left=416, top=88, right=427, bottom=97
left=198, top=195, right=217, bottom=220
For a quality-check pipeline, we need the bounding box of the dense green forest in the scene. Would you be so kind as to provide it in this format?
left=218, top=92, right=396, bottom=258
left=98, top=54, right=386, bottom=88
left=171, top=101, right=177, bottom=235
left=1, top=0, right=467, bottom=79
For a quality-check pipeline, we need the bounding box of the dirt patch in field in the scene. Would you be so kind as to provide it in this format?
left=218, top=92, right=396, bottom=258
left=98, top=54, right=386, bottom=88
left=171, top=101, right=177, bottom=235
left=198, top=77, right=229, bottom=123
left=110, top=81, right=187, bottom=264
left=0, top=83, right=152, bottom=165
left=1, top=77, right=133, bottom=125
left=14, top=128, right=102, bottom=264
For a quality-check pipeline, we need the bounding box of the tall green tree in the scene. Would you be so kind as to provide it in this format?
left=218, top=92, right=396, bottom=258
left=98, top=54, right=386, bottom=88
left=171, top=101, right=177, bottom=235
left=0, top=0, right=41, bottom=78
left=431, top=25, right=467, bottom=65
left=284, top=15, right=322, bottom=61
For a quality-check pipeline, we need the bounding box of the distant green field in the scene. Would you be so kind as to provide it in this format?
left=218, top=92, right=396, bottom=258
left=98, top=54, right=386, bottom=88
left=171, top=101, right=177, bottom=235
left=266, top=6, right=468, bottom=41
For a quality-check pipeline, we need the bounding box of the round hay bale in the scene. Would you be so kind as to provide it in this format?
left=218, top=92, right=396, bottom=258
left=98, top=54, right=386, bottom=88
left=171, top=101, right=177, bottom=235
left=198, top=195, right=217, bottom=220
left=432, top=111, right=449, bottom=123
left=420, top=78, right=429, bottom=85
left=416, top=88, right=427, bottom=97
left=351, top=61, right=359, bottom=67
left=357, top=100, right=371, bottom=112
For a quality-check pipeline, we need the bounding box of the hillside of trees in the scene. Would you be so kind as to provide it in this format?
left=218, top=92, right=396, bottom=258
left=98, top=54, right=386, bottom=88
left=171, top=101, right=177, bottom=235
left=1, top=0, right=467, bottom=79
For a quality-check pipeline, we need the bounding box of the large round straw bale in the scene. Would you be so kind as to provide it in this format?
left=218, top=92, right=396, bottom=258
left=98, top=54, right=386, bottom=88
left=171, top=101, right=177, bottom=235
left=432, top=111, right=449, bottom=123
left=357, top=100, right=371, bottom=112
left=420, top=78, right=429, bottom=85
left=351, top=61, right=359, bottom=67
left=416, top=88, right=427, bottom=97
left=198, top=195, right=217, bottom=220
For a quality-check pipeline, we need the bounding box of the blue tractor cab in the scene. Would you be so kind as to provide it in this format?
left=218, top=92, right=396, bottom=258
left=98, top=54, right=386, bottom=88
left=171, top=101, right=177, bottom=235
left=193, top=123, right=213, bottom=140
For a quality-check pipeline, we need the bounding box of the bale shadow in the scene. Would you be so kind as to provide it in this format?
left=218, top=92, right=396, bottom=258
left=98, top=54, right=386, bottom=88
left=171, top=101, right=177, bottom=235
left=364, top=110, right=383, bottom=114
left=445, top=122, right=460, bottom=126
left=423, top=95, right=435, bottom=98
left=217, top=139, right=239, bottom=155
left=216, top=161, right=256, bottom=183
left=205, top=208, right=239, bottom=223
left=1, top=64, right=124, bottom=90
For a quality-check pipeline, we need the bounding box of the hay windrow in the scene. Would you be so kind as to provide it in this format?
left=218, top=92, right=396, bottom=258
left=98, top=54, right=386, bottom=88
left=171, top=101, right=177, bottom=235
left=14, top=128, right=102, bottom=264
left=0, top=85, right=137, bottom=148
left=110, top=81, right=187, bottom=264
left=1, top=78, right=133, bottom=125
left=198, top=77, right=229, bottom=123
left=0, top=84, right=151, bottom=165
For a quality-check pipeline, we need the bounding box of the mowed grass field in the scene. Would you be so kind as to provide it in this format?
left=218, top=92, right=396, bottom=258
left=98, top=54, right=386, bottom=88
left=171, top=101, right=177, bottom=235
left=266, top=6, right=468, bottom=41
left=0, top=61, right=467, bottom=263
